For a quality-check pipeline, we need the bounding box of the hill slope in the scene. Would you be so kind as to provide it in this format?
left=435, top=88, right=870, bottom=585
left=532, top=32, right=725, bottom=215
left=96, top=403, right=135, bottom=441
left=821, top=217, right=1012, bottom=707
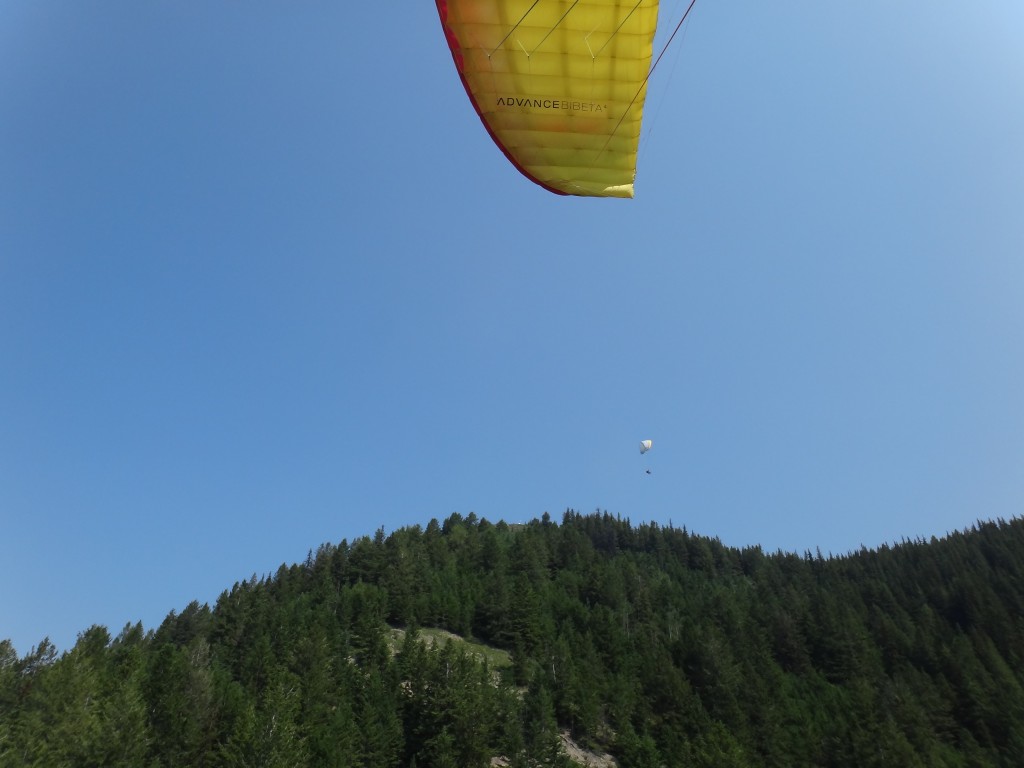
left=3, top=511, right=1024, bottom=766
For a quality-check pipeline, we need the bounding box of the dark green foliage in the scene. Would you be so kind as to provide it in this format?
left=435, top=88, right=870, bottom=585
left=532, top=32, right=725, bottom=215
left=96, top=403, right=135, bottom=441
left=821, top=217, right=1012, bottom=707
left=3, top=513, right=1024, bottom=766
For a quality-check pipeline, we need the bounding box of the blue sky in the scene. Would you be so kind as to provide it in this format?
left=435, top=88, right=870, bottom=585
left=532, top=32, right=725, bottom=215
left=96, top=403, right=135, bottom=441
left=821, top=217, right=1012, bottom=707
left=2, top=2, right=1022, bottom=655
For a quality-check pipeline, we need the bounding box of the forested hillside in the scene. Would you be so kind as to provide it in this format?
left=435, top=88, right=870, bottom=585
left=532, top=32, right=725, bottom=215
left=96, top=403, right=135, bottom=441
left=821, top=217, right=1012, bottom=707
left=3, top=511, right=1023, bottom=767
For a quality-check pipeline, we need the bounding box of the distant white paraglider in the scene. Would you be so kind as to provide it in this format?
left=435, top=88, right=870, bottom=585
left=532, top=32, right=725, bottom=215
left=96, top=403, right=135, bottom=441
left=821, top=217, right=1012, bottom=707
left=639, top=440, right=652, bottom=454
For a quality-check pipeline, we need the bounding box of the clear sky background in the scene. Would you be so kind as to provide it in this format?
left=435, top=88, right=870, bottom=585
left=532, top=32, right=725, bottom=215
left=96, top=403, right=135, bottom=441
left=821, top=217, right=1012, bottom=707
left=2, top=2, right=1022, bottom=655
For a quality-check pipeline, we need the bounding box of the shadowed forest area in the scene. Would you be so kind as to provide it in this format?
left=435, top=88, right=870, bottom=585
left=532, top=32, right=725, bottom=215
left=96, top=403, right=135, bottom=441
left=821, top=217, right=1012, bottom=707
left=3, top=511, right=1023, bottom=766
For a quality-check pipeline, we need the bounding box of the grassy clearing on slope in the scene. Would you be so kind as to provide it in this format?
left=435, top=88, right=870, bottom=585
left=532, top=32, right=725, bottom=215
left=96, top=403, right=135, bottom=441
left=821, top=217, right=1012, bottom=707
left=389, top=626, right=512, bottom=670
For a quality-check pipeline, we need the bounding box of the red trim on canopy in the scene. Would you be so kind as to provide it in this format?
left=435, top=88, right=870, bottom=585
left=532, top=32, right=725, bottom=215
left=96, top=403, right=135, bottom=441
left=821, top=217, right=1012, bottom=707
left=434, top=1, right=569, bottom=196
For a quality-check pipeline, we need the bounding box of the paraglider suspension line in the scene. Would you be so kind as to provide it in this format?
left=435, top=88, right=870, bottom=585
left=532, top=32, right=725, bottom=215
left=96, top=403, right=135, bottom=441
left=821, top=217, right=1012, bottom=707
left=596, top=0, right=699, bottom=160
left=488, top=0, right=543, bottom=57
left=528, top=0, right=582, bottom=57
left=590, top=1, right=645, bottom=60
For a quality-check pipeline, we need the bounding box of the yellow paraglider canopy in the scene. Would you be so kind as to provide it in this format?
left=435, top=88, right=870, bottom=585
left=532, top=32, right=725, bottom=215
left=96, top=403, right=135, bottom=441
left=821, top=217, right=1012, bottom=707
left=435, top=0, right=661, bottom=198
